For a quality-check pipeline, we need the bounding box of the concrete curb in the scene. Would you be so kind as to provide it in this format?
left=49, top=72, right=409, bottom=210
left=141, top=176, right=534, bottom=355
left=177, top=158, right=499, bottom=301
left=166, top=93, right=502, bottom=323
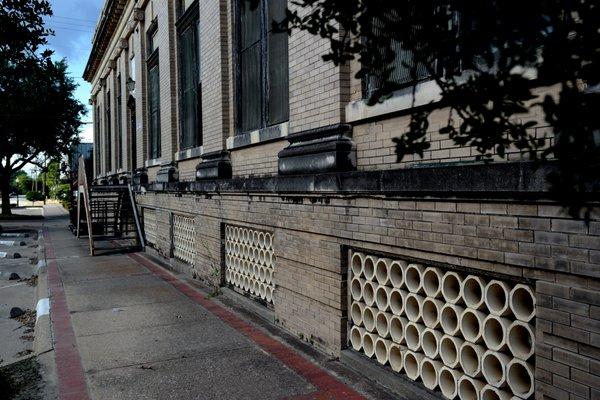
left=33, top=230, right=53, bottom=355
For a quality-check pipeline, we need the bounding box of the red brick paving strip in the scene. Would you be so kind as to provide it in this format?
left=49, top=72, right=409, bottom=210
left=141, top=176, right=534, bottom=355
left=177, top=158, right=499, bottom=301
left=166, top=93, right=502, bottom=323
left=127, top=252, right=367, bottom=400
left=44, top=230, right=90, bottom=400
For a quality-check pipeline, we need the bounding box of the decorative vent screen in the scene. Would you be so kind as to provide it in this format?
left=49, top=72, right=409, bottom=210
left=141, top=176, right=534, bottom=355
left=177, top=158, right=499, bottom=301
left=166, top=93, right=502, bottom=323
left=349, top=251, right=536, bottom=400
left=224, top=225, right=275, bottom=304
left=173, top=214, right=195, bottom=265
left=143, top=208, right=157, bottom=245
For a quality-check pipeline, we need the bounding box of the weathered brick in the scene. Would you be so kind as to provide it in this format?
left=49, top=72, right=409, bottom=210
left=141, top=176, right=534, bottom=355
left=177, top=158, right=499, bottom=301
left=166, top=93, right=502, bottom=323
left=553, top=348, right=590, bottom=371
left=553, top=297, right=591, bottom=316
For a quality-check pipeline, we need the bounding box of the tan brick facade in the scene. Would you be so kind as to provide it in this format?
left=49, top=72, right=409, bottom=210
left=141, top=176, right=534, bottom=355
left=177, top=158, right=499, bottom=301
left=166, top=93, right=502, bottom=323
left=85, top=1, right=600, bottom=399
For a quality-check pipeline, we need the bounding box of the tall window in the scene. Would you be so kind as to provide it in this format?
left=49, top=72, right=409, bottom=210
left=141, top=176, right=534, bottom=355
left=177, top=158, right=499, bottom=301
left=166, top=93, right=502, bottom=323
left=177, top=1, right=201, bottom=150
left=237, top=0, right=289, bottom=134
left=95, top=105, right=101, bottom=176
left=116, top=74, right=123, bottom=169
left=147, top=22, right=161, bottom=160
left=105, top=89, right=112, bottom=172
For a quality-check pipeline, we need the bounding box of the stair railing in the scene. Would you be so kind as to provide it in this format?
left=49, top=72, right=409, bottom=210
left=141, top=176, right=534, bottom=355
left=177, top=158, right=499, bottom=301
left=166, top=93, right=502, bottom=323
left=128, top=183, right=145, bottom=250
left=77, top=155, right=95, bottom=255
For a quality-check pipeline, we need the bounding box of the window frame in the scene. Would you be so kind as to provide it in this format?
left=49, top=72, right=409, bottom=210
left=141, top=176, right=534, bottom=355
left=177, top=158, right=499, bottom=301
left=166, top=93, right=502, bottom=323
left=176, top=0, right=202, bottom=151
left=105, top=88, right=112, bottom=173
left=146, top=20, right=161, bottom=161
left=116, top=73, right=123, bottom=170
left=233, top=0, right=289, bottom=136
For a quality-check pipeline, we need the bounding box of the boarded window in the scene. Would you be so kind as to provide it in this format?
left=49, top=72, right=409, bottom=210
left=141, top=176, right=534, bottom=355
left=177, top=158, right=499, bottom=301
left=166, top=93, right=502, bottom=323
left=177, top=3, right=201, bottom=150
left=105, top=89, right=112, bottom=172
left=237, top=0, right=289, bottom=134
left=116, top=74, right=123, bottom=169
left=148, top=64, right=161, bottom=159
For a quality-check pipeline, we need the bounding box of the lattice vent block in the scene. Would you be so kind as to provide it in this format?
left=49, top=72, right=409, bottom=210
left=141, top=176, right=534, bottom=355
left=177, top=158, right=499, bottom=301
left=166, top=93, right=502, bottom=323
left=224, top=225, right=275, bottom=304
left=173, top=214, right=195, bottom=265
left=348, top=251, right=536, bottom=400
left=143, top=208, right=157, bottom=245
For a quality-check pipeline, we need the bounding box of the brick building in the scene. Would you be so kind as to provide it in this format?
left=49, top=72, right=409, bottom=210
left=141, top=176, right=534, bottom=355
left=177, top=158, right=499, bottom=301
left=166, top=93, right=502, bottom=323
left=84, top=1, right=600, bottom=399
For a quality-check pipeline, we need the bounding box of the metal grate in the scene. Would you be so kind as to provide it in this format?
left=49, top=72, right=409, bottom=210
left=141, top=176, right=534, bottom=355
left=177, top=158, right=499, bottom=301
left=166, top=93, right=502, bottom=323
left=348, top=250, right=536, bottom=399
left=143, top=208, right=157, bottom=245
left=173, top=214, right=196, bottom=265
left=224, top=225, right=275, bottom=304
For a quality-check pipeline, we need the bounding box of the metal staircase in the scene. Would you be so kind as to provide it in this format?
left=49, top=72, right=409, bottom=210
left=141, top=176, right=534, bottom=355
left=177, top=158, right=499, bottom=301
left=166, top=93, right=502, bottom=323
left=76, top=157, right=144, bottom=255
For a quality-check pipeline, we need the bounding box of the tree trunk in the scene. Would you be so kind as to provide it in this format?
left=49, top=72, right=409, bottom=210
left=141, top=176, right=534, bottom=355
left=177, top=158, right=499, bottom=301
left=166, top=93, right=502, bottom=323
left=1, top=172, right=12, bottom=216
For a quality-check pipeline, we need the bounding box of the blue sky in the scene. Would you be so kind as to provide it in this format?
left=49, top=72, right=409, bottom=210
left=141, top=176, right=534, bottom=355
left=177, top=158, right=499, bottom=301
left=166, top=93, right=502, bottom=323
left=44, top=0, right=104, bottom=143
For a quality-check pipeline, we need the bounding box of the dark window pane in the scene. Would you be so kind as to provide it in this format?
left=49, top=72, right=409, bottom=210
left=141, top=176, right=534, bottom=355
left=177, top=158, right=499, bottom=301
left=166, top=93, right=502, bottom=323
left=240, top=0, right=261, bottom=49
left=240, top=43, right=262, bottom=132
left=179, top=25, right=199, bottom=149
left=268, top=30, right=288, bottom=125
left=148, top=65, right=161, bottom=159
left=268, top=0, right=285, bottom=32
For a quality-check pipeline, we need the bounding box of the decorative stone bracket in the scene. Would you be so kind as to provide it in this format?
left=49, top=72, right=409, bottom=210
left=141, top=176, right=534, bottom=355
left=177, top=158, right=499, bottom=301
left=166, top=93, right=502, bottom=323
left=195, top=150, right=232, bottom=180
left=156, top=162, right=179, bottom=183
left=277, top=124, right=356, bottom=175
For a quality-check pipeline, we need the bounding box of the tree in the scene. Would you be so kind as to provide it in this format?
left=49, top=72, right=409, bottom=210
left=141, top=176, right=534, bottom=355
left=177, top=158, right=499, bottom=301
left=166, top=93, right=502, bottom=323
left=0, top=0, right=85, bottom=215
left=278, top=0, right=599, bottom=218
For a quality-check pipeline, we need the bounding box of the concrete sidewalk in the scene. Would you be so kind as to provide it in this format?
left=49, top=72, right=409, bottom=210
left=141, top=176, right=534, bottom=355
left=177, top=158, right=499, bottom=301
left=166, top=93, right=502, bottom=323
left=43, top=211, right=395, bottom=400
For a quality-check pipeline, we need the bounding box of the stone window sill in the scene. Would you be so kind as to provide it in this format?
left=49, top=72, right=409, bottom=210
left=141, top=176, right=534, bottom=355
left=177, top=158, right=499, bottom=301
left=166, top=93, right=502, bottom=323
left=346, top=80, right=442, bottom=123
left=174, top=146, right=203, bottom=162
left=145, top=158, right=161, bottom=168
left=226, top=122, right=289, bottom=151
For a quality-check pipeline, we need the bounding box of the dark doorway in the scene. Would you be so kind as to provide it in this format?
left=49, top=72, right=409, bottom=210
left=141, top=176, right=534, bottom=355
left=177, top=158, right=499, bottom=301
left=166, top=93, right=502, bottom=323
left=128, top=95, right=137, bottom=171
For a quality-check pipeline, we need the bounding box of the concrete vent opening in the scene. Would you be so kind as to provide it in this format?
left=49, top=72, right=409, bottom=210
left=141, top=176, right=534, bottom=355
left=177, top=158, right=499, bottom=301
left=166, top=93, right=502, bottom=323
left=458, top=376, right=484, bottom=400
left=485, top=280, right=510, bottom=316
left=375, top=286, right=391, bottom=312
left=481, top=385, right=511, bottom=400
left=389, top=288, right=405, bottom=316
left=351, top=252, right=364, bottom=277
left=376, top=311, right=390, bottom=338
left=350, top=302, right=364, bottom=326
left=422, top=298, right=442, bottom=329
left=441, top=304, right=463, bottom=336
left=422, top=328, right=442, bottom=359
left=462, top=276, right=485, bottom=310
left=461, top=309, right=485, bottom=343
left=405, top=293, right=423, bottom=322
left=439, top=367, right=460, bottom=399
left=507, top=359, right=534, bottom=398
left=375, top=338, right=390, bottom=365
left=405, top=264, right=424, bottom=293
left=350, top=326, right=364, bottom=351
left=460, top=342, right=484, bottom=377
left=390, top=315, right=405, bottom=343
left=363, top=333, right=375, bottom=358
left=363, top=281, right=376, bottom=307
left=509, top=284, right=536, bottom=322
left=482, top=351, right=510, bottom=387
left=442, top=272, right=462, bottom=304
left=389, top=344, right=403, bottom=372
left=420, top=358, right=441, bottom=390
left=363, top=256, right=376, bottom=281
left=483, top=315, right=509, bottom=351
left=363, top=307, right=376, bottom=332
left=405, top=322, right=422, bottom=351
left=440, top=335, right=462, bottom=368
left=403, top=351, right=422, bottom=381
left=507, top=321, right=534, bottom=359
left=350, top=278, right=364, bottom=302
left=423, top=267, right=443, bottom=298
left=375, top=258, right=391, bottom=285
left=389, top=260, right=406, bottom=288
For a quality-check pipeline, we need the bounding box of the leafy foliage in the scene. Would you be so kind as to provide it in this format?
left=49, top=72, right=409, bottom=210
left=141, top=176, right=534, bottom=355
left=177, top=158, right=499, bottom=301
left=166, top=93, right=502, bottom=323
left=277, top=0, right=600, bottom=217
left=0, top=0, right=85, bottom=215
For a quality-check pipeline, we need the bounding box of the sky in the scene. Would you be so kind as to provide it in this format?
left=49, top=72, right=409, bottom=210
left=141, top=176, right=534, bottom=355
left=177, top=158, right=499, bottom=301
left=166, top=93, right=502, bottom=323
left=43, top=0, right=105, bottom=143
left=21, top=0, right=103, bottom=175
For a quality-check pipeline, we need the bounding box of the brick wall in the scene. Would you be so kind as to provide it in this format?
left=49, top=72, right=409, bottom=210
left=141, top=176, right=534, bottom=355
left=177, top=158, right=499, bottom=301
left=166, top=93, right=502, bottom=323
left=136, top=190, right=600, bottom=364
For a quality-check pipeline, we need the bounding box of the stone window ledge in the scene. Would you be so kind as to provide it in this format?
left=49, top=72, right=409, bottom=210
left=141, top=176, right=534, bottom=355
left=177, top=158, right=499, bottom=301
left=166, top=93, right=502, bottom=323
left=174, top=146, right=203, bottom=162
left=346, top=80, right=442, bottom=123
left=226, top=122, right=288, bottom=151
left=145, top=158, right=162, bottom=168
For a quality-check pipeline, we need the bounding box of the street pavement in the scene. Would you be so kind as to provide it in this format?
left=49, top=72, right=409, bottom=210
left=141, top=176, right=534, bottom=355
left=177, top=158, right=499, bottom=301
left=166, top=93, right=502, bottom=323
left=41, top=206, right=395, bottom=400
